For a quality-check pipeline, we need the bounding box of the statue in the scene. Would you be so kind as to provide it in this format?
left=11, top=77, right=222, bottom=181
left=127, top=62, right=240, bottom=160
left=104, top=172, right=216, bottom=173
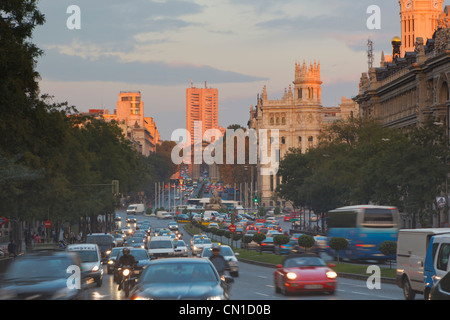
left=205, top=189, right=226, bottom=210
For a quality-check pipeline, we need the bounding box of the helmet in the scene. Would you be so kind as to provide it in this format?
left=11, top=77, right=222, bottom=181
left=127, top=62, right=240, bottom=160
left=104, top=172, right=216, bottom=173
left=123, top=247, right=130, bottom=254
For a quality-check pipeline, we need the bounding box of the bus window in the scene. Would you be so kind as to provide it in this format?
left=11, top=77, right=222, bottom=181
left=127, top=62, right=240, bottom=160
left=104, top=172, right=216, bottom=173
left=327, top=211, right=357, bottom=228
left=361, top=208, right=396, bottom=227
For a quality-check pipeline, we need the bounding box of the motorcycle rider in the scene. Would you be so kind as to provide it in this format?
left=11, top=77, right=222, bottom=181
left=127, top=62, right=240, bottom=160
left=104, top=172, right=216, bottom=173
left=209, top=244, right=229, bottom=276
left=116, top=247, right=136, bottom=290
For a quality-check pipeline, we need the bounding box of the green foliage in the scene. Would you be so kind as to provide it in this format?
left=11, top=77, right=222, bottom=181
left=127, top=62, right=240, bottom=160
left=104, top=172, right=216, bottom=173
left=273, top=234, right=290, bottom=246
left=252, top=233, right=266, bottom=244
left=329, top=237, right=349, bottom=263
left=379, top=241, right=397, bottom=269
left=277, top=117, right=448, bottom=227
left=297, top=234, right=315, bottom=250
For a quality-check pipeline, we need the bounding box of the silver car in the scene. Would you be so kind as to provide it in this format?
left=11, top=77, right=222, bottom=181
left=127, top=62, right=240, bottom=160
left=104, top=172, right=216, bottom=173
left=201, top=245, right=239, bottom=277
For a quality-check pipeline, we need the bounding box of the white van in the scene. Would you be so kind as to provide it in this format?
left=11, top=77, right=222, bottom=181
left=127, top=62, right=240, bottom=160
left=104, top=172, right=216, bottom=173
left=67, top=243, right=103, bottom=287
left=147, top=236, right=175, bottom=259
left=396, top=228, right=450, bottom=299
left=127, top=204, right=145, bottom=215
left=204, top=210, right=220, bottom=221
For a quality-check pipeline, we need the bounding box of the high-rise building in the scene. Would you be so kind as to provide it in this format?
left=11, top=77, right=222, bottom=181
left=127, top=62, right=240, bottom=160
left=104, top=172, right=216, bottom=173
left=186, top=82, right=220, bottom=180
left=186, top=83, right=219, bottom=143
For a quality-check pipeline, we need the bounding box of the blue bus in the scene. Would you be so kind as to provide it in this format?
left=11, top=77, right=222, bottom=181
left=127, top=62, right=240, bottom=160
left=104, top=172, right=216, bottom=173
left=326, top=205, right=399, bottom=262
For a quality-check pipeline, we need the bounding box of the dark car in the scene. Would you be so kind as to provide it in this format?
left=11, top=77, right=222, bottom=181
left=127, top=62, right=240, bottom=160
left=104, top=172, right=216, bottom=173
left=430, top=270, right=450, bottom=300
left=106, top=247, right=123, bottom=274
left=113, top=248, right=151, bottom=282
left=258, top=237, right=275, bottom=253
left=125, top=237, right=146, bottom=249
left=130, top=258, right=233, bottom=300
left=0, top=250, right=84, bottom=300
left=85, top=233, right=115, bottom=261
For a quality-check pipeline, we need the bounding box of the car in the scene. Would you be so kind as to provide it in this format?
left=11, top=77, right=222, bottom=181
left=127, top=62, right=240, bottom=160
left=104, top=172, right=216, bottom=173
left=284, top=214, right=291, bottom=222
left=430, top=270, right=450, bottom=300
left=191, top=237, right=212, bottom=255
left=208, top=223, right=219, bottom=229
left=85, top=233, right=115, bottom=262
left=201, top=245, right=239, bottom=277
left=314, top=236, right=328, bottom=251
left=168, top=222, right=179, bottom=231
left=148, top=236, right=175, bottom=259
left=0, top=250, right=84, bottom=300
left=126, top=215, right=137, bottom=223
left=275, top=238, right=299, bottom=255
left=113, top=247, right=151, bottom=282
left=173, top=240, right=189, bottom=257
left=106, top=247, right=123, bottom=274
left=112, top=233, right=124, bottom=247
left=130, top=258, right=233, bottom=300
left=258, top=237, right=275, bottom=253
left=273, top=253, right=337, bottom=295
left=67, top=243, right=103, bottom=287
left=125, top=237, right=146, bottom=249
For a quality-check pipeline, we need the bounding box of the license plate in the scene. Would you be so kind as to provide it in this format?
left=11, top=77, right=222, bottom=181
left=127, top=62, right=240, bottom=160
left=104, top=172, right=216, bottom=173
left=304, top=284, right=323, bottom=289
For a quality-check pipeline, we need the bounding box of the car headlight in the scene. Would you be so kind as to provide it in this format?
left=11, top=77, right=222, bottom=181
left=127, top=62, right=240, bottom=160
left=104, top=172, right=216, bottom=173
left=105, top=250, right=111, bottom=256
left=108, top=260, right=115, bottom=265
left=286, top=272, right=297, bottom=280
left=133, top=296, right=153, bottom=300
left=207, top=295, right=223, bottom=300
left=326, top=271, right=337, bottom=279
left=92, top=265, right=99, bottom=272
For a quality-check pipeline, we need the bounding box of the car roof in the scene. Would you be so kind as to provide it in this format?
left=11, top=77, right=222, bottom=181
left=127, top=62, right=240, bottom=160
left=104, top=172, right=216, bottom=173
left=149, top=257, right=211, bottom=265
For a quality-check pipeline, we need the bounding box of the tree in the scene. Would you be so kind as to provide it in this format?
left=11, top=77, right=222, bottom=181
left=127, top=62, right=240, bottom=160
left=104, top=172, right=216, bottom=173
left=297, top=234, right=315, bottom=252
left=273, top=235, right=290, bottom=254
left=329, top=237, right=349, bottom=263
left=378, top=241, right=397, bottom=269
left=252, top=233, right=266, bottom=254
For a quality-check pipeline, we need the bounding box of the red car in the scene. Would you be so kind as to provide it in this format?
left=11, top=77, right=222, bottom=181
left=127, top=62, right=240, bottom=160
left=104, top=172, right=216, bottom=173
left=274, top=253, right=337, bottom=295
left=284, top=214, right=291, bottom=222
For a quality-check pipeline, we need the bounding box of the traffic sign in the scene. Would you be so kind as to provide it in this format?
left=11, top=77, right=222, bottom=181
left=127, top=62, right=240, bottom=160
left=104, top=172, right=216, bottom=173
left=44, top=220, right=52, bottom=228
left=0, top=217, right=8, bottom=227
left=229, top=224, right=236, bottom=232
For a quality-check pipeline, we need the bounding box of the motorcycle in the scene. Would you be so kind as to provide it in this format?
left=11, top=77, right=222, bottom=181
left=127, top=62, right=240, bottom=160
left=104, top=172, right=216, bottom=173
left=118, top=265, right=135, bottom=298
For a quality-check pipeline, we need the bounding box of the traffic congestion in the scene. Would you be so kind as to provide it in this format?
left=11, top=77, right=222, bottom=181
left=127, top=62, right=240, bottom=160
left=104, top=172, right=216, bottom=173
left=0, top=177, right=448, bottom=302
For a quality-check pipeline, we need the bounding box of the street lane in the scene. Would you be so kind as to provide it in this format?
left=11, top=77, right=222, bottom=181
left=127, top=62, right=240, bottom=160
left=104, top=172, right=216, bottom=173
left=80, top=213, right=405, bottom=300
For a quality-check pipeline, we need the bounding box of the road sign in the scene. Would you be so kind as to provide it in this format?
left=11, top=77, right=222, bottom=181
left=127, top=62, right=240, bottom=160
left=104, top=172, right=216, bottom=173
left=229, top=224, right=236, bottom=232
left=44, top=220, right=52, bottom=228
left=0, top=217, right=9, bottom=227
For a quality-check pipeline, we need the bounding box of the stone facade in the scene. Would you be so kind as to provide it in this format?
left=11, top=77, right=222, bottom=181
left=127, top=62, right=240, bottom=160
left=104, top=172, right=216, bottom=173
left=249, top=61, right=358, bottom=208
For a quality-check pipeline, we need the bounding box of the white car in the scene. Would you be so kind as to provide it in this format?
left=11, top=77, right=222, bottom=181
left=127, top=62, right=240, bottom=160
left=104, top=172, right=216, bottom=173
left=201, top=245, right=239, bottom=277
left=191, top=237, right=212, bottom=255
left=173, top=239, right=189, bottom=257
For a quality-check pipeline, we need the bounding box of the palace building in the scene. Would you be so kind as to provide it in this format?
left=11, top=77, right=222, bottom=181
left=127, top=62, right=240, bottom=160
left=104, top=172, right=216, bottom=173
left=249, top=60, right=358, bottom=208
left=354, top=1, right=450, bottom=130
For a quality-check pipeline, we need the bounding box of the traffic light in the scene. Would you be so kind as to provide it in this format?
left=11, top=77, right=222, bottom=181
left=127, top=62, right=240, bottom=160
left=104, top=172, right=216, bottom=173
left=253, top=195, right=258, bottom=203
left=112, top=180, right=119, bottom=194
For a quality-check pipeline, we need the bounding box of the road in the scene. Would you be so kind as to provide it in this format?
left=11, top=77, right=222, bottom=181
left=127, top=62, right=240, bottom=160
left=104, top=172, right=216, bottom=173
left=81, top=212, right=404, bottom=300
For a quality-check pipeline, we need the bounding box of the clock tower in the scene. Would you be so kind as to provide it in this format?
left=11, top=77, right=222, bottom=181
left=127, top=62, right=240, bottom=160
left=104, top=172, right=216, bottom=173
left=399, top=0, right=444, bottom=56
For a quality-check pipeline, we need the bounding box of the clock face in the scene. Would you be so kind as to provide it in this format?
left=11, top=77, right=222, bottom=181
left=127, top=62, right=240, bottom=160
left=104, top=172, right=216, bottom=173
left=405, top=0, right=412, bottom=9
left=433, top=0, right=439, bottom=8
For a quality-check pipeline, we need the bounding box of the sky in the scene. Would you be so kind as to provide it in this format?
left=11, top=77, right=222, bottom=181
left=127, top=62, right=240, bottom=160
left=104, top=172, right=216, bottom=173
left=33, top=0, right=404, bottom=140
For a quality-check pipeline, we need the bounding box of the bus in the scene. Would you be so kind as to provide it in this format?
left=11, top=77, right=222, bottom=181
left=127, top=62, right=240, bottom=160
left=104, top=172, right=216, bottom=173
left=186, top=198, right=242, bottom=210
left=326, top=205, right=399, bottom=262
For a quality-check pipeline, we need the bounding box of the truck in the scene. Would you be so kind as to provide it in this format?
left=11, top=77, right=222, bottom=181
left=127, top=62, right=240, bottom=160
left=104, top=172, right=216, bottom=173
left=126, top=204, right=145, bottom=215
left=396, top=228, right=450, bottom=300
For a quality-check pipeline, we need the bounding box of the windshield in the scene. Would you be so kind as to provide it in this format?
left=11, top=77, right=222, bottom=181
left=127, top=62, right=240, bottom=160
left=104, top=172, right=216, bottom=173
left=202, top=246, right=234, bottom=257
left=72, top=250, right=98, bottom=263
left=117, top=250, right=149, bottom=261
left=86, top=235, right=113, bottom=246
left=283, top=257, right=327, bottom=268
left=141, top=262, right=218, bottom=284
left=4, top=256, right=72, bottom=281
left=149, top=240, right=173, bottom=249
left=194, top=238, right=211, bottom=245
